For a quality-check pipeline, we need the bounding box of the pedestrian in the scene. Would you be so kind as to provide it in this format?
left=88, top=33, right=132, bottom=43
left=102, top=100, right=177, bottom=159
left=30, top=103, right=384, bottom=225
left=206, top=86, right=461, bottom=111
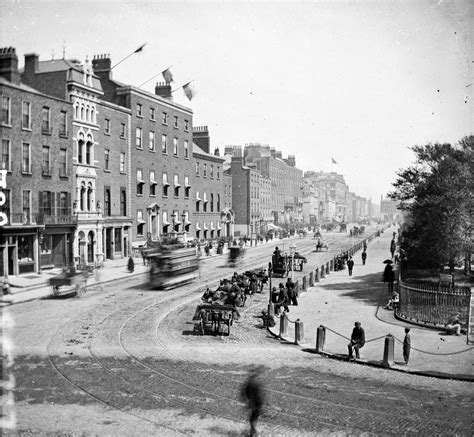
left=141, top=249, right=147, bottom=266
left=275, top=283, right=290, bottom=315
left=445, top=312, right=463, bottom=336
left=383, top=263, right=395, bottom=293
left=240, top=366, right=265, bottom=437
left=347, top=256, right=354, bottom=276
left=363, top=240, right=367, bottom=252
left=403, top=328, right=411, bottom=364
left=361, top=250, right=367, bottom=265
left=347, top=321, right=365, bottom=360
left=390, top=238, right=396, bottom=259
left=286, top=277, right=298, bottom=305
left=127, top=256, right=135, bottom=273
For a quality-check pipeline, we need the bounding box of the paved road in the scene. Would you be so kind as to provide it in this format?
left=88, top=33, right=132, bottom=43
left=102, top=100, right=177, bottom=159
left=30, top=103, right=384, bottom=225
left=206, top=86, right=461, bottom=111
left=4, top=228, right=473, bottom=436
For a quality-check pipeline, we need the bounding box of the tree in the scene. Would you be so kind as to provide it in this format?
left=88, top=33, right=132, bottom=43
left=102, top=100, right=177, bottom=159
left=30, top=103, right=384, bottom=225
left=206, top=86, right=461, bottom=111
left=388, top=136, right=473, bottom=271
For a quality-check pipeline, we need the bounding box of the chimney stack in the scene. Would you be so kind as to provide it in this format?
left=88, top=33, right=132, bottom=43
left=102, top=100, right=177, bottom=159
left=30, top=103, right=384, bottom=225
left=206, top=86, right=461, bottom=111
left=155, top=82, right=172, bottom=100
left=92, top=53, right=112, bottom=79
left=0, top=47, right=20, bottom=84
left=193, top=126, right=210, bottom=154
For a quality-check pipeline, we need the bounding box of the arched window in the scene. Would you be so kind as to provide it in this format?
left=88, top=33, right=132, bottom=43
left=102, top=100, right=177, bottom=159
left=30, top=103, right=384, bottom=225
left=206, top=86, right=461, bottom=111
left=217, top=194, right=221, bottom=211
left=86, top=141, right=92, bottom=165
left=85, top=106, right=90, bottom=122
left=78, top=139, right=84, bottom=163
left=80, top=183, right=85, bottom=211
left=91, top=107, right=95, bottom=124
left=87, top=184, right=92, bottom=211
left=80, top=105, right=84, bottom=120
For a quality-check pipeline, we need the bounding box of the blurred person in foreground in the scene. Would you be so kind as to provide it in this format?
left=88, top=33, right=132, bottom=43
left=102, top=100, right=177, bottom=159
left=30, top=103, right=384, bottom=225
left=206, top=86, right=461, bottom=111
left=241, top=365, right=265, bottom=436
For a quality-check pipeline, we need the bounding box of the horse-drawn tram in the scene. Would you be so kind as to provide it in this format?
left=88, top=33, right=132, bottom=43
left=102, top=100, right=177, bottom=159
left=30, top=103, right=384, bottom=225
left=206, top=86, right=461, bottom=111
left=148, top=244, right=199, bottom=289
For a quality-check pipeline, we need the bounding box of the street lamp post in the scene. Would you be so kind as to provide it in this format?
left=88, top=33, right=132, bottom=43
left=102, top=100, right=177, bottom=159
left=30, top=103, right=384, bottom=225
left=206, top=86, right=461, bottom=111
left=181, top=213, right=187, bottom=243
left=290, top=242, right=296, bottom=282
left=268, top=261, right=274, bottom=316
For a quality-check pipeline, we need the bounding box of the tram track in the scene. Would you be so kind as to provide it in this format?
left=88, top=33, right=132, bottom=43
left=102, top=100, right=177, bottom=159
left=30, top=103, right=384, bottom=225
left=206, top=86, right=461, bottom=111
left=43, top=230, right=466, bottom=435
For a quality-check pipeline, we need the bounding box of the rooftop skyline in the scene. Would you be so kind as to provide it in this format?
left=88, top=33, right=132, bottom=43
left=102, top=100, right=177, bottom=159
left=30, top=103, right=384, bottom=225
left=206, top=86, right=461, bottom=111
left=2, top=0, right=472, bottom=200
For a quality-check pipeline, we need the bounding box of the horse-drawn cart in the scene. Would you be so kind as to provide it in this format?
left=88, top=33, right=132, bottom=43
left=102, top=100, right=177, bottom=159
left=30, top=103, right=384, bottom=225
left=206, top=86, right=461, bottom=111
left=271, top=253, right=288, bottom=277
left=49, top=265, right=92, bottom=298
left=228, top=246, right=245, bottom=266
left=193, top=303, right=234, bottom=336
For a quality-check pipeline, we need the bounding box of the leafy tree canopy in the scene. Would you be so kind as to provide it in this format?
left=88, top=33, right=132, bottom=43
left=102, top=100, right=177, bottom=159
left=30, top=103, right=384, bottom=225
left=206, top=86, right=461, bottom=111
left=388, top=136, right=473, bottom=270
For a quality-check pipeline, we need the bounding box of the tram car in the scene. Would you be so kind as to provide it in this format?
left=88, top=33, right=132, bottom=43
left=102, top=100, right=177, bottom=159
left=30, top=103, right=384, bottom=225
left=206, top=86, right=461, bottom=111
left=271, top=252, right=289, bottom=277
left=228, top=245, right=245, bottom=266
left=148, top=245, right=199, bottom=290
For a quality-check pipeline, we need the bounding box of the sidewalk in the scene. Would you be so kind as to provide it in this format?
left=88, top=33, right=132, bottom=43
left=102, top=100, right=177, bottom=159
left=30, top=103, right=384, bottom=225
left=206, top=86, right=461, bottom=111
left=268, top=228, right=474, bottom=381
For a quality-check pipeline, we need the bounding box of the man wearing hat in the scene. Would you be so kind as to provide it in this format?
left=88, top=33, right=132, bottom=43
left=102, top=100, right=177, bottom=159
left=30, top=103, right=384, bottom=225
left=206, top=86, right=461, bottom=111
left=348, top=321, right=365, bottom=360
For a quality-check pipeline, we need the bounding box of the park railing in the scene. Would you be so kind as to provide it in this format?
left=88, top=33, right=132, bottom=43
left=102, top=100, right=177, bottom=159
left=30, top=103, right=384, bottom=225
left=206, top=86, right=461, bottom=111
left=397, top=281, right=471, bottom=327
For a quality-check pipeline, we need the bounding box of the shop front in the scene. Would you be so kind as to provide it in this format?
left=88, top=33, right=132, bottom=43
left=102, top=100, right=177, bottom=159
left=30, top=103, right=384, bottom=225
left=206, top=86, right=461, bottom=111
left=102, top=218, right=133, bottom=260
left=0, top=225, right=42, bottom=276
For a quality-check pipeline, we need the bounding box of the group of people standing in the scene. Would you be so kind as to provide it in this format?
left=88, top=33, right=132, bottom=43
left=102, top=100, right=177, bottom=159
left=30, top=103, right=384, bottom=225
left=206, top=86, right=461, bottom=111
left=270, top=277, right=298, bottom=316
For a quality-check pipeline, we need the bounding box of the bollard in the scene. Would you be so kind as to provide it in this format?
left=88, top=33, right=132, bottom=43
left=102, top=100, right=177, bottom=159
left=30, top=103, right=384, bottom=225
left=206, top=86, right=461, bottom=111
left=295, top=319, right=304, bottom=345
left=309, top=271, right=314, bottom=287
left=268, top=302, right=274, bottom=317
left=302, top=276, right=307, bottom=291
left=382, top=334, right=395, bottom=368
left=330, top=259, right=334, bottom=271
left=326, top=262, right=330, bottom=275
left=315, top=268, right=320, bottom=282
left=316, top=325, right=326, bottom=352
left=279, top=313, right=288, bottom=338
left=320, top=265, right=325, bottom=278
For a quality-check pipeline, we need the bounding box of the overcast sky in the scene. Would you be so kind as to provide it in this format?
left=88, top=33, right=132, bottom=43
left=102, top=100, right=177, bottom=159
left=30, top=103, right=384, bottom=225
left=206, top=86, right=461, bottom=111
left=1, top=0, right=472, bottom=201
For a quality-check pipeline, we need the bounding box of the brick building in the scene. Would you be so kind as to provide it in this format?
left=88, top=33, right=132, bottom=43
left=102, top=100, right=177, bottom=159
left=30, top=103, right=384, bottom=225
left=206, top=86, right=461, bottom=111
left=0, top=47, right=75, bottom=276
left=92, top=54, right=195, bottom=248
left=192, top=126, right=232, bottom=240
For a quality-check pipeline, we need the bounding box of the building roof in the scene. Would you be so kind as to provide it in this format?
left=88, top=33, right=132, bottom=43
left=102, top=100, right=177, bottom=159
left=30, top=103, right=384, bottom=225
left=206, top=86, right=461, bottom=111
left=0, top=76, right=70, bottom=103
left=35, top=58, right=84, bottom=73
left=193, top=143, right=225, bottom=163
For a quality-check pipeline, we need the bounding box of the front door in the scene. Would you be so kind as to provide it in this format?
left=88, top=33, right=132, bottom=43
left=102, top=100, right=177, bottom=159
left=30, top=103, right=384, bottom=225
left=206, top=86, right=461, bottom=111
left=52, top=234, right=64, bottom=267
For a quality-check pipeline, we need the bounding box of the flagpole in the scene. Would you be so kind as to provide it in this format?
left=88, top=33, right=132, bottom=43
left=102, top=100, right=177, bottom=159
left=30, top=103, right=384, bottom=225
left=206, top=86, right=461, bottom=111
left=111, top=43, right=147, bottom=71
left=138, top=65, right=172, bottom=88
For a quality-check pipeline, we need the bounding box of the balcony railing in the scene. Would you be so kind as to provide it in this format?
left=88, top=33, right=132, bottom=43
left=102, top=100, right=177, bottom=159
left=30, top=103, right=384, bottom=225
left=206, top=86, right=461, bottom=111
left=7, top=213, right=77, bottom=225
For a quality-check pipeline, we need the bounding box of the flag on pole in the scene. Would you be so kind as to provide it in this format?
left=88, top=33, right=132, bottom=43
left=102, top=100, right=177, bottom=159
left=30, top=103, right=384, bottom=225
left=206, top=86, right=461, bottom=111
left=134, top=43, right=147, bottom=53
left=183, top=82, right=194, bottom=101
left=162, top=68, right=174, bottom=83
left=331, top=157, right=337, bottom=164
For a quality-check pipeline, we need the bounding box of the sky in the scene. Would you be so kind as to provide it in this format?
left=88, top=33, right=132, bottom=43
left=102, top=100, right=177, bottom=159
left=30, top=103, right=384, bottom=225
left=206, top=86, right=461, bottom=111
left=1, top=0, right=472, bottom=201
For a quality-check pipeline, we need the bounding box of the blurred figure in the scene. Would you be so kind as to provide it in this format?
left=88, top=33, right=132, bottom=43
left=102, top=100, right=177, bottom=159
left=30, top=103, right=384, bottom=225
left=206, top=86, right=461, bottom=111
left=240, top=366, right=265, bottom=437
left=403, top=328, right=411, bottom=364
left=347, top=256, right=354, bottom=276
left=361, top=250, right=367, bottom=265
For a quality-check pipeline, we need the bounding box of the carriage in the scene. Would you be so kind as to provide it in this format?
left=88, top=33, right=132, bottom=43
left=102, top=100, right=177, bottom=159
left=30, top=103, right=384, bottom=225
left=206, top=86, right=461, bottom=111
left=49, top=265, right=92, bottom=297
left=228, top=246, right=245, bottom=266
left=271, top=252, right=289, bottom=277
left=289, top=253, right=307, bottom=272
left=148, top=245, right=199, bottom=289
left=192, top=303, right=234, bottom=336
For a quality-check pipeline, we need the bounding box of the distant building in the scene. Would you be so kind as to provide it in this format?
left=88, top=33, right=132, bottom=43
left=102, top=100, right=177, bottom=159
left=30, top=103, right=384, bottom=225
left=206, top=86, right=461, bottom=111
left=1, top=47, right=75, bottom=275
left=380, top=196, right=401, bottom=222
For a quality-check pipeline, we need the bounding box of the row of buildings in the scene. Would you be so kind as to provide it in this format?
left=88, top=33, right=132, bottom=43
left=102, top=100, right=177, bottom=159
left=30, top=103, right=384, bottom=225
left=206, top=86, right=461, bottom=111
left=0, top=47, right=379, bottom=277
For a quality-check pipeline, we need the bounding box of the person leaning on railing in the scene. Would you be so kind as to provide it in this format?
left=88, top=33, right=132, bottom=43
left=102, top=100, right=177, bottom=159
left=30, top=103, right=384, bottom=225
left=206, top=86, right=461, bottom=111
left=445, top=312, right=463, bottom=336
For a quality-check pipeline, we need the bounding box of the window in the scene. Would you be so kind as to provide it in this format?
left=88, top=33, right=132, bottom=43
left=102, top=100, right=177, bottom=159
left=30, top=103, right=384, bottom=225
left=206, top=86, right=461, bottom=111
left=203, top=164, right=207, bottom=178
left=22, top=101, right=31, bottom=129
left=217, top=166, right=220, bottom=179
left=137, top=169, right=144, bottom=195
left=184, top=119, right=189, bottom=132
left=184, top=175, right=190, bottom=198
left=136, top=103, right=143, bottom=117
left=162, top=211, right=170, bottom=233
left=203, top=192, right=208, bottom=212
left=120, top=188, right=126, bottom=216
left=149, top=131, right=155, bottom=151
left=39, top=191, right=52, bottom=216
left=196, top=162, right=200, bottom=175
left=162, top=172, right=169, bottom=197
left=173, top=116, right=178, bottom=128
left=59, top=111, right=67, bottom=136
left=210, top=193, right=214, bottom=212
left=1, top=139, right=11, bottom=171
left=210, top=165, right=214, bottom=178
left=42, top=146, right=51, bottom=175
left=86, top=138, right=93, bottom=165
left=174, top=174, right=180, bottom=197
left=162, top=111, right=168, bottom=124
left=104, top=150, right=110, bottom=171
left=137, top=210, right=144, bottom=236
left=104, top=118, right=111, bottom=134
left=104, top=187, right=111, bottom=216
left=120, top=152, right=126, bottom=173
left=184, top=140, right=189, bottom=158
left=23, top=190, right=31, bottom=223
left=120, top=123, right=126, bottom=138
left=173, top=138, right=178, bottom=156
left=59, top=148, right=67, bottom=176
left=161, top=134, right=167, bottom=154
left=42, top=107, right=51, bottom=133
left=22, top=142, right=31, bottom=173
left=196, top=191, right=200, bottom=212
left=150, top=107, right=155, bottom=120
left=136, top=127, right=142, bottom=148
left=150, top=170, right=156, bottom=196
left=1, top=95, right=11, bottom=125
left=58, top=192, right=68, bottom=216
left=2, top=189, right=10, bottom=220
left=217, top=194, right=221, bottom=211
